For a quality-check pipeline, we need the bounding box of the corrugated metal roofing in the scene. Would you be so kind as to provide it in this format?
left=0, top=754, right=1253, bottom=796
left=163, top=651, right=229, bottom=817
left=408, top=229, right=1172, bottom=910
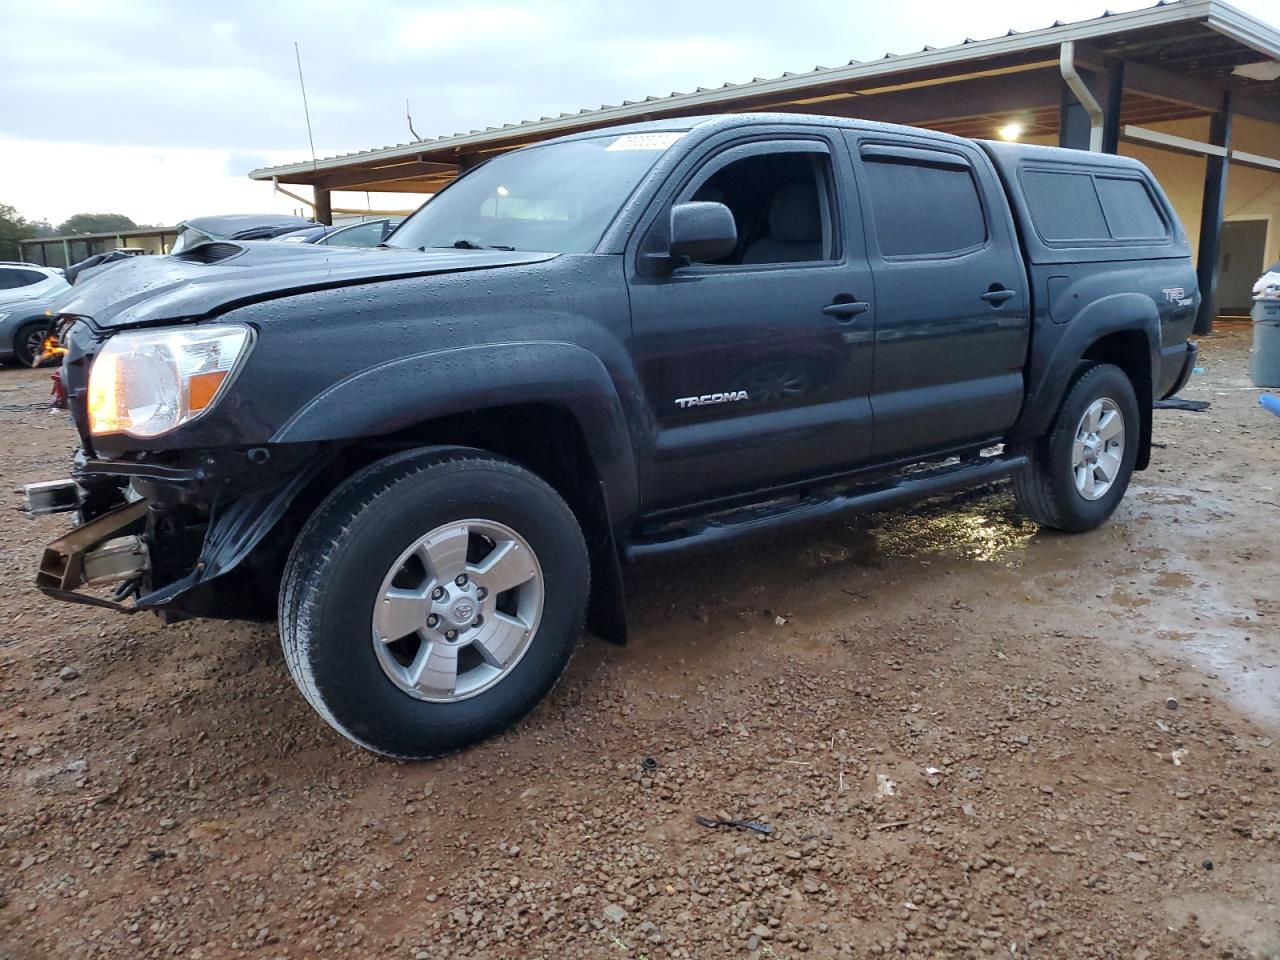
left=249, top=0, right=1278, bottom=181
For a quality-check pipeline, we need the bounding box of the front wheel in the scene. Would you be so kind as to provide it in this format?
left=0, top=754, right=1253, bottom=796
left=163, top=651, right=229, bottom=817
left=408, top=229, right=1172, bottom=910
left=13, top=321, right=49, bottom=368
left=279, top=448, right=590, bottom=758
left=1013, top=362, right=1140, bottom=532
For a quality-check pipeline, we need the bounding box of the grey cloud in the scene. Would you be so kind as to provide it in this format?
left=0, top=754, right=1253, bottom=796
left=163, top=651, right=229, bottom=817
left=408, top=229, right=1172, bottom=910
left=3, top=0, right=1273, bottom=166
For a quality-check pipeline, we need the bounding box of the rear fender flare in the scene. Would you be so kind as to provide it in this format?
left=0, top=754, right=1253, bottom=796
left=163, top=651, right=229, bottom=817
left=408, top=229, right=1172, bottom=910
left=1013, top=293, right=1158, bottom=448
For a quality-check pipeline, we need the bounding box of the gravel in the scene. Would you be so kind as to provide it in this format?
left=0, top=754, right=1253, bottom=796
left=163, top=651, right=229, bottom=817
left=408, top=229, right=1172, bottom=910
left=1, top=327, right=1278, bottom=958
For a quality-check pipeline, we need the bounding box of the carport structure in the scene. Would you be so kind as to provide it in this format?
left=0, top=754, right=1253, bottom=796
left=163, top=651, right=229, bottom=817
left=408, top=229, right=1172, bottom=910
left=249, top=0, right=1280, bottom=330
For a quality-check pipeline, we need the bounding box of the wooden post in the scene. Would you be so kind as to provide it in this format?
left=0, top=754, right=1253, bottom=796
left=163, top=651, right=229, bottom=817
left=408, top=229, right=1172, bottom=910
left=314, top=187, right=332, bottom=225
left=1195, top=91, right=1234, bottom=335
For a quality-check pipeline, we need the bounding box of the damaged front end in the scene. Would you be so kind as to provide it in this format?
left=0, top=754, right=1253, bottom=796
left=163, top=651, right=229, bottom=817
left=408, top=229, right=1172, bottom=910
left=28, top=313, right=333, bottom=622
left=29, top=445, right=330, bottom=620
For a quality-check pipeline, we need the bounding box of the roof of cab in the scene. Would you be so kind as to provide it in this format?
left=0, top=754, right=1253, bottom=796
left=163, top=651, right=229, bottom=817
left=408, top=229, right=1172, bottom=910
left=543, top=111, right=977, bottom=148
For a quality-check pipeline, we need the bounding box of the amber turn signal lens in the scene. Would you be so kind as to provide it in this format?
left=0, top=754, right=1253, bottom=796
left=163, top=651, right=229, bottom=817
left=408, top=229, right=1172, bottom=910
left=188, top=370, right=229, bottom=411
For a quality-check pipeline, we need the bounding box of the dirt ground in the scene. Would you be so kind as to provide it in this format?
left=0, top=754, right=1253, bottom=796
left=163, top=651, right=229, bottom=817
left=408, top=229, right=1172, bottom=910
left=1, top=324, right=1277, bottom=960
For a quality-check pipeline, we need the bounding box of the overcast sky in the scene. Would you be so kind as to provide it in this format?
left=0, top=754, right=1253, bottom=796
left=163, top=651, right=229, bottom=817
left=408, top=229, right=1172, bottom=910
left=1, top=0, right=1273, bottom=226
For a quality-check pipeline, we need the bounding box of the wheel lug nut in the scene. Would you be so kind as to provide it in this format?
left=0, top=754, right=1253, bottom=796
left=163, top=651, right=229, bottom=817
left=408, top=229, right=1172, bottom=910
left=471, top=617, right=483, bottom=628
left=426, top=614, right=439, bottom=628
left=455, top=574, right=469, bottom=587
left=431, top=586, right=445, bottom=601
left=476, top=587, right=487, bottom=600
left=445, top=629, right=458, bottom=640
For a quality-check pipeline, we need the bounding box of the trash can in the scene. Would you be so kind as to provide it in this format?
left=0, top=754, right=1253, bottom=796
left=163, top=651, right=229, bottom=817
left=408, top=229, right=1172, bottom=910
left=1252, top=298, right=1280, bottom=388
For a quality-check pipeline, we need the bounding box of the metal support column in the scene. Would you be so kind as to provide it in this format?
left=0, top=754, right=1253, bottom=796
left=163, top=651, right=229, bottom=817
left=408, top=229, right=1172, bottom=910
left=1102, top=60, right=1125, bottom=154
left=1194, top=90, right=1234, bottom=335
left=1059, top=67, right=1097, bottom=150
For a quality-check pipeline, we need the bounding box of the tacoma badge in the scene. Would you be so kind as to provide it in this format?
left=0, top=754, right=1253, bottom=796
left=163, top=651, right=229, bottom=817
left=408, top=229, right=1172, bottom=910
left=675, top=391, right=749, bottom=409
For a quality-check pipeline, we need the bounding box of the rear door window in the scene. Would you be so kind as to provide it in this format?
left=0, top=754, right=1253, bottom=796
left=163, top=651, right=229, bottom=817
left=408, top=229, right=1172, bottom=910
left=860, top=150, right=987, bottom=257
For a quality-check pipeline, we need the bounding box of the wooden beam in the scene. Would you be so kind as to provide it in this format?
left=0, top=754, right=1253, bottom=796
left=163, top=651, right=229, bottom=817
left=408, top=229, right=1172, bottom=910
left=1123, top=59, right=1280, bottom=124
left=312, top=160, right=458, bottom=191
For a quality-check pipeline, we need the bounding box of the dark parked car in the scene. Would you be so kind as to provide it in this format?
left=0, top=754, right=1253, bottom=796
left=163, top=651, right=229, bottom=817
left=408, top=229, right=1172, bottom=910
left=170, top=214, right=319, bottom=253
left=28, top=114, right=1198, bottom=759
left=273, top=217, right=404, bottom=247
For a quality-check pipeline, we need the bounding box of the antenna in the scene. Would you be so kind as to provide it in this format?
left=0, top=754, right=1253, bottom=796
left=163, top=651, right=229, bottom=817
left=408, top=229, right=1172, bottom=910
left=406, top=99, right=421, bottom=141
left=294, top=41, right=318, bottom=171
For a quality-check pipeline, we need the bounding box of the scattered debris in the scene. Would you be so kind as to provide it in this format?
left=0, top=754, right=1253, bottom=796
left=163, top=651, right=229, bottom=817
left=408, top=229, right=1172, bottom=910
left=640, top=757, right=659, bottom=772
left=875, top=820, right=911, bottom=831
left=58, top=666, right=79, bottom=682
left=1165, top=697, right=1179, bottom=711
left=1170, top=748, right=1188, bottom=766
left=1154, top=398, right=1210, bottom=412
left=693, top=815, right=773, bottom=836
left=876, top=774, right=897, bottom=798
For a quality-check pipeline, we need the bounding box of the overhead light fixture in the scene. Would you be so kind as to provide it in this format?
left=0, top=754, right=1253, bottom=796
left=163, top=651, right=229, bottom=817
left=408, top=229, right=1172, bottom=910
left=997, top=122, right=1024, bottom=142
left=496, top=185, right=510, bottom=197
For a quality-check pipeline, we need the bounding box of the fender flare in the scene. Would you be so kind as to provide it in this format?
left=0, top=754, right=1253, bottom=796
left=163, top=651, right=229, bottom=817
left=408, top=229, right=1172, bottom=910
left=1012, top=294, right=1159, bottom=460
left=273, top=339, right=640, bottom=530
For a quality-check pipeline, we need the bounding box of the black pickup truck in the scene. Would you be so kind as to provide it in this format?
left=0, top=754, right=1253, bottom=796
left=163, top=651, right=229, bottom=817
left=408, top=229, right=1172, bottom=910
left=28, top=114, right=1199, bottom=758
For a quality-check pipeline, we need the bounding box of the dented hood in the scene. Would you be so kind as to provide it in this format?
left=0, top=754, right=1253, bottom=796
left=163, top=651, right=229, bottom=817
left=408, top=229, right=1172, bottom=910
left=53, top=241, right=557, bottom=330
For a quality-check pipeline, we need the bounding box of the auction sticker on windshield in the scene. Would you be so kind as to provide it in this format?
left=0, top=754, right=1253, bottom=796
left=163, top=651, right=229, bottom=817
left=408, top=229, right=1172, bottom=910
left=605, top=132, right=685, bottom=151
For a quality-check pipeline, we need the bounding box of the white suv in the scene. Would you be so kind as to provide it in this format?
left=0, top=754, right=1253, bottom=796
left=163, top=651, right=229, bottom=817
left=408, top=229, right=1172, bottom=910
left=0, top=262, right=68, bottom=302
left=0, top=263, right=70, bottom=366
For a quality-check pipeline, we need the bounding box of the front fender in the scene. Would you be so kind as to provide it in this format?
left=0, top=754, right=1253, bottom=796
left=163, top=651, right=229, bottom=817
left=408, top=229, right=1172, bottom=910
left=273, top=340, right=639, bottom=531
left=1012, top=292, right=1159, bottom=442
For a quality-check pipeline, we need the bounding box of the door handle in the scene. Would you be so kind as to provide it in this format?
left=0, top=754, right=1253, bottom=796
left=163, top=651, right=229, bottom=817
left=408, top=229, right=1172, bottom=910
left=981, top=288, right=1017, bottom=305
left=822, top=300, right=871, bottom=320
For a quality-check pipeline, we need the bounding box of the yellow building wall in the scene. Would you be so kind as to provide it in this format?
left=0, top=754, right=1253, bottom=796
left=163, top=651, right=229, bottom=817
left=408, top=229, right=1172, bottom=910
left=1119, top=115, right=1280, bottom=270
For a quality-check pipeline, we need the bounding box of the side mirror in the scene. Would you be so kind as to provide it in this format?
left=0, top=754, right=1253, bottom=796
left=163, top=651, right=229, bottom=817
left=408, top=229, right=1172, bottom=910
left=669, top=202, right=737, bottom=264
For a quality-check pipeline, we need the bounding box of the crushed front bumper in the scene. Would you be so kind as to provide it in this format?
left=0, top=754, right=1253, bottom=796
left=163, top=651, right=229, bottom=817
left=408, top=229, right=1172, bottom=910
left=27, top=445, right=332, bottom=619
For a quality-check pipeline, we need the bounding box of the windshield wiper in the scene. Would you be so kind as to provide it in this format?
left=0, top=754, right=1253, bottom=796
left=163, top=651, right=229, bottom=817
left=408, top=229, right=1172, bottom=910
left=424, top=239, right=516, bottom=252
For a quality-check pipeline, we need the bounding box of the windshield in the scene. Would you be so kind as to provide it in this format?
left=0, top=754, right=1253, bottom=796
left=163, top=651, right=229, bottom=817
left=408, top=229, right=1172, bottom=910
left=388, top=133, right=682, bottom=254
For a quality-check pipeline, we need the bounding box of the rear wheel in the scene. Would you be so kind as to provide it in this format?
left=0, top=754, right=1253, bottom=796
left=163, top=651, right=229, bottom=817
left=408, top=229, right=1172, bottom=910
left=1013, top=362, right=1140, bottom=532
left=279, top=448, right=590, bottom=758
left=13, top=321, right=48, bottom=368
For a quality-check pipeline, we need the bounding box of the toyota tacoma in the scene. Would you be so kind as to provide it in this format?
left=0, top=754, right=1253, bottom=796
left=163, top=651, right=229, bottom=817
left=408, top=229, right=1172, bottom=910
left=26, top=114, right=1200, bottom=758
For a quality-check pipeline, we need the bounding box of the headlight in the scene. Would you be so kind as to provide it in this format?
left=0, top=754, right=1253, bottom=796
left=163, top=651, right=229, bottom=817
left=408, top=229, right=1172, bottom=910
left=87, top=324, right=252, bottom=438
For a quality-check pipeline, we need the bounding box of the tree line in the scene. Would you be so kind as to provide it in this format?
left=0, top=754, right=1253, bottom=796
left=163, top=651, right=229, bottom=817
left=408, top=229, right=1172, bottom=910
left=0, top=202, right=159, bottom=260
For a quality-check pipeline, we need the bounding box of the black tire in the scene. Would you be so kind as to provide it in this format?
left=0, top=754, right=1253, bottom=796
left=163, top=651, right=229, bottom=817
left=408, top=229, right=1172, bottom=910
left=13, top=321, right=48, bottom=368
left=279, top=447, right=590, bottom=758
left=1012, top=362, right=1140, bottom=533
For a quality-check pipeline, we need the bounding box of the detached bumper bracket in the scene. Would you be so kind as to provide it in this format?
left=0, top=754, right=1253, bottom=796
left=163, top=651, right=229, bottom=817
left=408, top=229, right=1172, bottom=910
left=36, top=499, right=149, bottom=611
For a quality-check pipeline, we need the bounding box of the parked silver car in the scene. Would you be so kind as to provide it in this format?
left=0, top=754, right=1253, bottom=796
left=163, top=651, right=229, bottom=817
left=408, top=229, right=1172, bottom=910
left=0, top=263, right=70, bottom=366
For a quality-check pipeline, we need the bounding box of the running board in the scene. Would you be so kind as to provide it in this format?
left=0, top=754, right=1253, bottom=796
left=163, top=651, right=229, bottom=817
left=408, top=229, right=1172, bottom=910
left=624, top=454, right=1027, bottom=563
